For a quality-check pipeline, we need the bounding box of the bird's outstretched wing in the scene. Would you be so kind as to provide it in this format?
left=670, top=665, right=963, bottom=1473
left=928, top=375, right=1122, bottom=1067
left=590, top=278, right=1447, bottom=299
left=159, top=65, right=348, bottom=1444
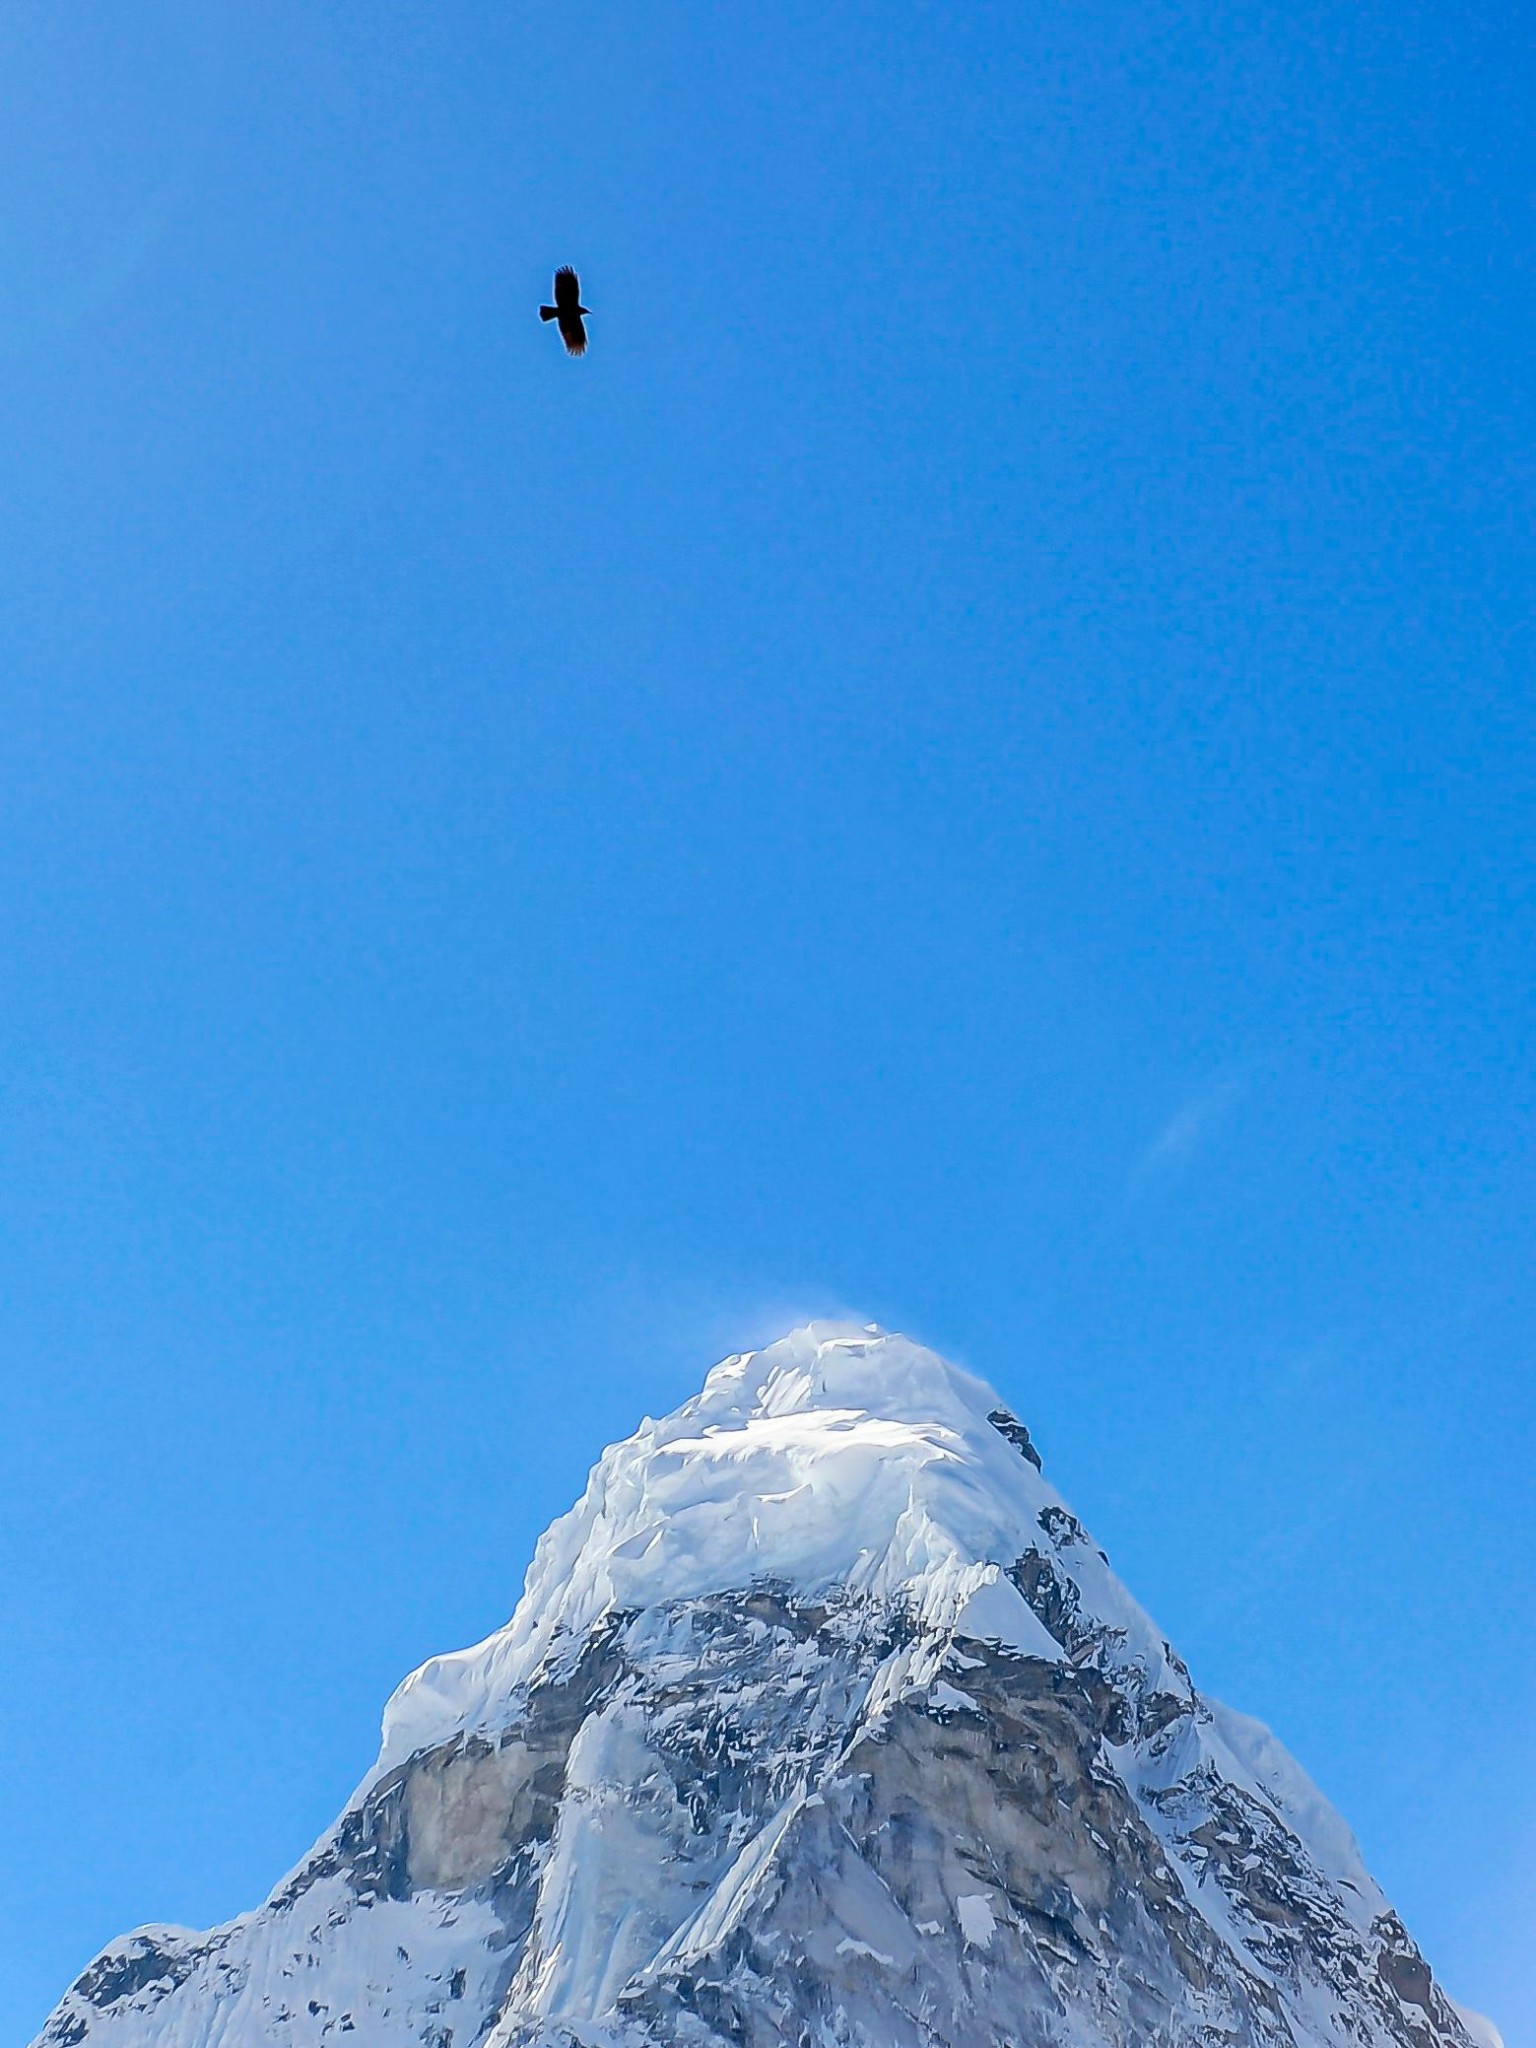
left=558, top=311, right=588, bottom=357
left=553, top=266, right=581, bottom=312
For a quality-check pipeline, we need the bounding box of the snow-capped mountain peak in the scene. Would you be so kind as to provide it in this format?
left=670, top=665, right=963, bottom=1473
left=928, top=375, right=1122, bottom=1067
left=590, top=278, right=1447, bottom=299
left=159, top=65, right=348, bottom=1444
left=37, top=1325, right=1494, bottom=2048
left=381, top=1323, right=1078, bottom=1769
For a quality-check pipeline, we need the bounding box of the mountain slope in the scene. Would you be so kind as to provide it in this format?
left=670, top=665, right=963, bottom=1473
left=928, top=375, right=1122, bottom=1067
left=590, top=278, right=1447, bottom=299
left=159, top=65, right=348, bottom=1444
left=36, top=1324, right=1492, bottom=2048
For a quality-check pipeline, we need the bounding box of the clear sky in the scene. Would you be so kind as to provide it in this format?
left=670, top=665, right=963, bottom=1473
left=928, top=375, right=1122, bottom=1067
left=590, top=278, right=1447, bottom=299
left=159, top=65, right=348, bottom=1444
left=1, top=1, right=1531, bottom=2041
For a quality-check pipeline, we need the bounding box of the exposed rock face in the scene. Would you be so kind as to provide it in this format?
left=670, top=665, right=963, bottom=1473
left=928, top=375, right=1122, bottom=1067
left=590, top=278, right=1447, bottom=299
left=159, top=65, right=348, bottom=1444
left=36, top=1326, right=1488, bottom=2048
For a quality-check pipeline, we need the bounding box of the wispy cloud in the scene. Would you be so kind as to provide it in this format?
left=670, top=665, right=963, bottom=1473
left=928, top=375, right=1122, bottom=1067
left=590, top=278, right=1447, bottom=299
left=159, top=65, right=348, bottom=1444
left=1131, top=1072, right=1248, bottom=1193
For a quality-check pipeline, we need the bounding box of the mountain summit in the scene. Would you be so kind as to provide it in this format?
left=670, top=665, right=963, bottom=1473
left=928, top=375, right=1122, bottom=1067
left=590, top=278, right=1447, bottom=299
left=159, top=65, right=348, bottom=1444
left=38, top=1324, right=1494, bottom=2048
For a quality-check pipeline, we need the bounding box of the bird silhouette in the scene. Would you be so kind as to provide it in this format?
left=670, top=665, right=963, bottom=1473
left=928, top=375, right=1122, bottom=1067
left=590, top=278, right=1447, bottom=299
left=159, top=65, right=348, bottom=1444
left=540, top=267, right=590, bottom=356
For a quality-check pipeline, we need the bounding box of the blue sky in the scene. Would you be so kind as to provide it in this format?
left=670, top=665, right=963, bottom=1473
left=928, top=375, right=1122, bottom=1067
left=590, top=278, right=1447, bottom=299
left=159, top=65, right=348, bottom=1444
left=1, top=0, right=1532, bottom=2039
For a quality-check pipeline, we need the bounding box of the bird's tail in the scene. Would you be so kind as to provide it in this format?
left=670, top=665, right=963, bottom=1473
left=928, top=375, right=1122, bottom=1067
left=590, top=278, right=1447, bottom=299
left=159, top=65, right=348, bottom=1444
left=539, top=305, right=558, bottom=321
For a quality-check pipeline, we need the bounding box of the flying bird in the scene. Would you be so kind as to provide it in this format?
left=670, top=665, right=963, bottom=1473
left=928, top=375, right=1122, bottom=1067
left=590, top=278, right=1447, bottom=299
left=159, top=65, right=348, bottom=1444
left=540, top=266, right=590, bottom=356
